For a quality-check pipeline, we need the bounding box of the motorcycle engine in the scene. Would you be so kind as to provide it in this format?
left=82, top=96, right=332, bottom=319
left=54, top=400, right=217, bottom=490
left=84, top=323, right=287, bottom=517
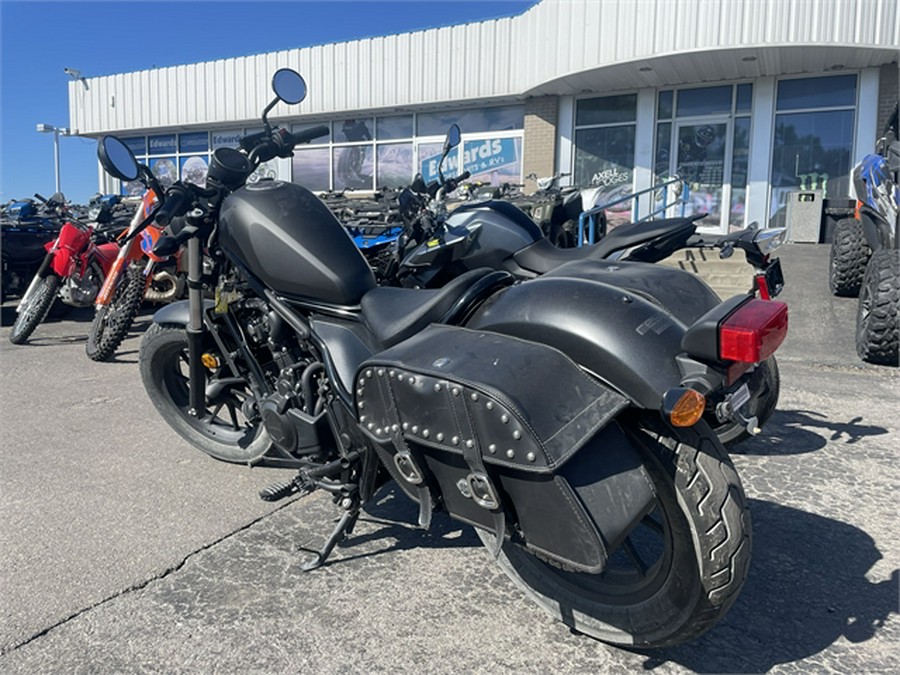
left=59, top=269, right=101, bottom=307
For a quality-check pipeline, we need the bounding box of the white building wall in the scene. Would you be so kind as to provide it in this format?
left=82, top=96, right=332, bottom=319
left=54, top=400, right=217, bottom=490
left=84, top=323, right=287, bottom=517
left=69, top=0, right=899, bottom=136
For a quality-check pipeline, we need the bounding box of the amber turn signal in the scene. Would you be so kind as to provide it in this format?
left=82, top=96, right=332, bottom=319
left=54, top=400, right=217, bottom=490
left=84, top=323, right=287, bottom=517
left=662, top=388, right=707, bottom=427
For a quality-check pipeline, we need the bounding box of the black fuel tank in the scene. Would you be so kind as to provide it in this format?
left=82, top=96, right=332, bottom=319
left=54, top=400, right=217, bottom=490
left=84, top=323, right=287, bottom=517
left=219, top=181, right=376, bottom=305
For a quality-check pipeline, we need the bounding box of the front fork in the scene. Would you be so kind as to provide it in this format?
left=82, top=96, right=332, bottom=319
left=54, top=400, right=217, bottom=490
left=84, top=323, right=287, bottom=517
left=186, top=236, right=207, bottom=419
left=16, top=250, right=55, bottom=313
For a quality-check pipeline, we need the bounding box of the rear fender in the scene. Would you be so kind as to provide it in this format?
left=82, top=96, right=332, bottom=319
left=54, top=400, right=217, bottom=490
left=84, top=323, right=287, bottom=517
left=466, top=275, right=690, bottom=409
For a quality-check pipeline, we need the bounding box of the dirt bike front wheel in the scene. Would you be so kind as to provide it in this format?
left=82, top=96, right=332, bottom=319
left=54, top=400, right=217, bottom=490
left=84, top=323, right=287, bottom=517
left=477, top=415, right=751, bottom=648
left=139, top=323, right=272, bottom=463
left=86, top=263, right=145, bottom=362
left=9, top=274, right=61, bottom=345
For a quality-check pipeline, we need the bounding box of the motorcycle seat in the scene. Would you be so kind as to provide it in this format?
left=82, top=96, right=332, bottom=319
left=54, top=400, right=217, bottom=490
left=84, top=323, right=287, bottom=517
left=514, top=216, right=701, bottom=274
left=360, top=268, right=494, bottom=348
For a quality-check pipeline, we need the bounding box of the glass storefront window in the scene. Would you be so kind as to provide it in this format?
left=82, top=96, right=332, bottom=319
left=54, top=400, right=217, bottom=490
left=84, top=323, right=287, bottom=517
left=376, top=115, right=414, bottom=140
left=657, top=91, right=673, bottom=120
left=729, top=117, right=751, bottom=230
left=677, top=122, right=727, bottom=227
left=122, top=137, right=146, bottom=156
left=336, top=118, right=374, bottom=143
left=417, top=106, right=524, bottom=136
left=576, top=94, right=637, bottom=126
left=654, top=123, right=672, bottom=182
left=179, top=132, right=208, bottom=153
left=776, top=75, right=857, bottom=111
left=292, top=147, right=330, bottom=192
left=574, top=126, right=635, bottom=186
left=148, top=135, right=176, bottom=156
left=376, top=143, right=413, bottom=188
left=677, top=86, right=732, bottom=117
left=769, top=109, right=855, bottom=224
left=333, top=145, right=374, bottom=190
left=735, top=84, right=752, bottom=113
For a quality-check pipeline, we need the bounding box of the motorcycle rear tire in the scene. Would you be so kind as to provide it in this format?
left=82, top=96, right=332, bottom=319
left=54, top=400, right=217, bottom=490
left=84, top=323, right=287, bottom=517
left=86, top=264, right=145, bottom=362
left=9, top=274, right=61, bottom=344
left=477, top=415, right=750, bottom=648
left=708, top=355, right=780, bottom=447
left=139, top=322, right=272, bottom=463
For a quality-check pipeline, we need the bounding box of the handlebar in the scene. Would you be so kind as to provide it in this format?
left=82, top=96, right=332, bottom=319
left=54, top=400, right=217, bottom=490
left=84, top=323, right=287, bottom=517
left=154, top=184, right=192, bottom=226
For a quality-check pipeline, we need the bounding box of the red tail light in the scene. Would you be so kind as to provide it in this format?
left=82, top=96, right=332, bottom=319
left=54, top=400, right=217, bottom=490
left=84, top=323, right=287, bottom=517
left=719, top=299, right=788, bottom=363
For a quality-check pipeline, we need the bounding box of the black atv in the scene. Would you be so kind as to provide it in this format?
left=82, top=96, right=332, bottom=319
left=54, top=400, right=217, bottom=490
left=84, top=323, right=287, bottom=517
left=829, top=104, right=899, bottom=365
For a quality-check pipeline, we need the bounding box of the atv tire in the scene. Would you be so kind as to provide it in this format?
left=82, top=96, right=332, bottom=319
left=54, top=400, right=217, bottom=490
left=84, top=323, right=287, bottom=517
left=856, top=249, right=899, bottom=366
left=829, top=217, right=870, bottom=297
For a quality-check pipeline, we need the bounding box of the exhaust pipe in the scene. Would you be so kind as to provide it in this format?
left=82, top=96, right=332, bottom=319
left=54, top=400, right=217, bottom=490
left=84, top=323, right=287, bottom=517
left=144, top=270, right=185, bottom=304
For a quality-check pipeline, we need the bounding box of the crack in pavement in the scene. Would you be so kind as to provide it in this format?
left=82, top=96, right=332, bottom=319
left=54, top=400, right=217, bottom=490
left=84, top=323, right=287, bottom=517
left=1, top=498, right=300, bottom=657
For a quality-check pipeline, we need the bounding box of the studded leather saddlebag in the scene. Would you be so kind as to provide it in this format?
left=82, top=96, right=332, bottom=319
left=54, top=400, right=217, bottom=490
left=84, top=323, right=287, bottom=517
left=355, top=324, right=657, bottom=574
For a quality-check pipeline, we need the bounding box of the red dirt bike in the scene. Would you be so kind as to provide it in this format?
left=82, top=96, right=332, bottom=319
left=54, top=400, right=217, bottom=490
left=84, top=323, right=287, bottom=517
left=9, top=194, right=124, bottom=345
left=86, top=190, right=186, bottom=361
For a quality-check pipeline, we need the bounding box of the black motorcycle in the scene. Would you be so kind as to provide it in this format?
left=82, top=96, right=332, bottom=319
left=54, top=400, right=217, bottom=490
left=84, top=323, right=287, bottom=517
left=389, top=132, right=786, bottom=446
left=97, top=69, right=790, bottom=648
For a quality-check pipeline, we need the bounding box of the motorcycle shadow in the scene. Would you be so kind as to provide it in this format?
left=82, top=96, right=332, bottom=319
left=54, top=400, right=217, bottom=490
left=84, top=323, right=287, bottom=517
left=639, top=498, right=897, bottom=672
left=731, top=408, right=889, bottom=456
left=0, top=303, right=93, bottom=328
left=298, top=485, right=479, bottom=564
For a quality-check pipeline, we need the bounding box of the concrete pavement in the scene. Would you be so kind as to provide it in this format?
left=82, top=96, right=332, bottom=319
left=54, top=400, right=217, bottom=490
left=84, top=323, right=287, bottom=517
left=0, top=244, right=896, bottom=673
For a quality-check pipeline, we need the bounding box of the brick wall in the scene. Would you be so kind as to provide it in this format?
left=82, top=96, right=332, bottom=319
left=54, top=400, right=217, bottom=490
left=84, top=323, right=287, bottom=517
left=523, top=96, right=559, bottom=193
left=877, top=62, right=898, bottom=137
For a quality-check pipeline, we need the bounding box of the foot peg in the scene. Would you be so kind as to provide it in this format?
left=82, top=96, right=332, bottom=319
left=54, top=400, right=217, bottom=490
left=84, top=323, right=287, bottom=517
left=259, top=480, right=298, bottom=502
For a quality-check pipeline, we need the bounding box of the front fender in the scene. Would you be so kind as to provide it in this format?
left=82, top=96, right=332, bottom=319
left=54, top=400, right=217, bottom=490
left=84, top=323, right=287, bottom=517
left=466, top=261, right=718, bottom=408
left=151, top=299, right=215, bottom=327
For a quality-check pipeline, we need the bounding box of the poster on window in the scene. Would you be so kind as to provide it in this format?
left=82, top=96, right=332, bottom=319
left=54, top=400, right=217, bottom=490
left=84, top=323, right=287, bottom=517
left=150, top=157, right=178, bottom=189
left=462, top=138, right=521, bottom=185
left=180, top=156, right=209, bottom=187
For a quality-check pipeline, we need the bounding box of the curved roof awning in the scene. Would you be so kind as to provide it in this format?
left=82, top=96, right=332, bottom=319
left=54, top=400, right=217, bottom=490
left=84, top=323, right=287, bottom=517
left=525, top=45, right=899, bottom=97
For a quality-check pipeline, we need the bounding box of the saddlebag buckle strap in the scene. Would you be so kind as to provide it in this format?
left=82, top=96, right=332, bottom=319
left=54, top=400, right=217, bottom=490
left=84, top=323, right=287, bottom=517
left=393, top=447, right=424, bottom=486
left=466, top=472, right=499, bottom=510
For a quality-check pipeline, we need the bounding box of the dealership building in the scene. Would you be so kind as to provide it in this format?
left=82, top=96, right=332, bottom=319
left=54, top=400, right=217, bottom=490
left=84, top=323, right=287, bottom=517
left=70, top=0, right=898, bottom=236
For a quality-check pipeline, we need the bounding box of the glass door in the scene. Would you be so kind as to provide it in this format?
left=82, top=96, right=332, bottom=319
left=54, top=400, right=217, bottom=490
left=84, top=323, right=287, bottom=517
left=674, top=120, right=730, bottom=232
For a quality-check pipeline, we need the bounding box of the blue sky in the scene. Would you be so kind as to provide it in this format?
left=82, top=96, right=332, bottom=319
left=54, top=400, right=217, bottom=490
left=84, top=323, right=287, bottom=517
left=0, top=0, right=534, bottom=205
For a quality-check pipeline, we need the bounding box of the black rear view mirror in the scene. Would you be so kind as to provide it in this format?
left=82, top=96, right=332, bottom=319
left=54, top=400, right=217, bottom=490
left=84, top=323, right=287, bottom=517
left=98, top=136, right=139, bottom=182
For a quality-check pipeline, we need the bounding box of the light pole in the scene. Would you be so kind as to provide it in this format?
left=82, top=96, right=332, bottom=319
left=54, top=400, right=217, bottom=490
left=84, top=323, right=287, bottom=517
left=36, top=123, right=70, bottom=194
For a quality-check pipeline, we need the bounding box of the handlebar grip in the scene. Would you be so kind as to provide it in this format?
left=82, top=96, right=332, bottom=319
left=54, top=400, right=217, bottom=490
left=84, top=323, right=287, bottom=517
left=457, top=171, right=472, bottom=182
left=289, top=125, right=329, bottom=146
left=155, top=186, right=191, bottom=226
left=153, top=224, right=197, bottom=257
left=34, top=193, right=48, bottom=204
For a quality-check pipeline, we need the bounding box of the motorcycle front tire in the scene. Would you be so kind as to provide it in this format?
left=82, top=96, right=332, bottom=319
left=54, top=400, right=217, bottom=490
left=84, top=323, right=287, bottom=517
left=9, top=274, right=61, bottom=344
left=477, top=414, right=751, bottom=649
left=139, top=322, right=272, bottom=463
left=86, top=263, right=145, bottom=362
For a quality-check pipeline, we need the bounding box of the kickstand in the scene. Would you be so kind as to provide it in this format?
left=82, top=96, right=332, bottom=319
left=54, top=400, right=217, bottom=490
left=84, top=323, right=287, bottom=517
left=301, top=507, right=360, bottom=572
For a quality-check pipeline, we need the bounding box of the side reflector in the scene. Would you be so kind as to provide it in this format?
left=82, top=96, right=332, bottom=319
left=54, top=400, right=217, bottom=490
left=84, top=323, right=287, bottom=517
left=662, top=388, right=707, bottom=428
left=719, top=299, right=788, bottom=363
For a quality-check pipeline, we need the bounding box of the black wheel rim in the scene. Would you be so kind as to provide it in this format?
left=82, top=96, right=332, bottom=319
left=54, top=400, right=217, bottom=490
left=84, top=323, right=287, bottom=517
left=519, top=497, right=674, bottom=605
left=159, top=341, right=259, bottom=446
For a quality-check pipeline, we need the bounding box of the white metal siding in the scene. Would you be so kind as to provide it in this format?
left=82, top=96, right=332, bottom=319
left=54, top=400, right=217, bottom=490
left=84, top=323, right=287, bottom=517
left=70, top=0, right=899, bottom=135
